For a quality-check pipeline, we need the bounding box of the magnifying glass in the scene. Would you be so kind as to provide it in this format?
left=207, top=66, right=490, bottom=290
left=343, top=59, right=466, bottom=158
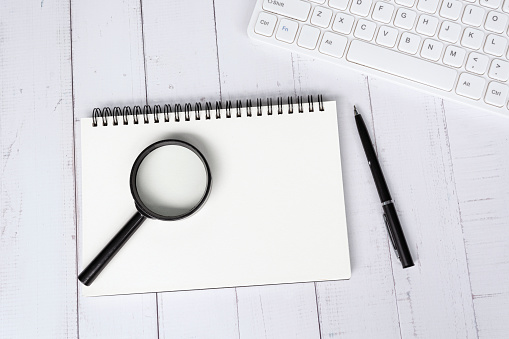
left=78, top=139, right=212, bottom=286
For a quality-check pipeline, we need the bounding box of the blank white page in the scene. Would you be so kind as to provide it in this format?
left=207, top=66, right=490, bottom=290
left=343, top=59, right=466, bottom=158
left=80, top=100, right=350, bottom=296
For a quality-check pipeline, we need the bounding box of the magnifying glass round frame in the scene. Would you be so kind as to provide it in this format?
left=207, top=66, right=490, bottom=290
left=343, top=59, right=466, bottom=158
left=130, top=139, right=212, bottom=221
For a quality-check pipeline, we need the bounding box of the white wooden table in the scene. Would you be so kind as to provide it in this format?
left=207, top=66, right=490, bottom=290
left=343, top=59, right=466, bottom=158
left=1, top=1, right=508, bottom=338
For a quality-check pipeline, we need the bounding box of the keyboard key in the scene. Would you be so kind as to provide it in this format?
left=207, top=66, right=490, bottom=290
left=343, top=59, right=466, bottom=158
left=347, top=40, right=457, bottom=90
left=438, top=21, right=462, bottom=42
left=440, top=1, right=463, bottom=20
left=485, top=11, right=508, bottom=33
left=376, top=25, right=399, bottom=47
left=254, top=12, right=278, bottom=37
left=443, top=45, right=467, bottom=67
left=461, top=27, right=484, bottom=49
left=456, top=72, right=486, bottom=99
left=466, top=52, right=490, bottom=74
left=462, top=5, right=485, bottom=26
left=354, top=19, right=377, bottom=40
left=329, top=0, right=350, bottom=10
left=399, top=32, right=421, bottom=53
left=417, top=0, right=441, bottom=14
left=319, top=32, right=348, bottom=57
left=480, top=0, right=501, bottom=9
left=416, top=15, right=439, bottom=36
left=394, top=8, right=417, bottom=29
left=395, top=0, right=415, bottom=8
left=311, top=6, right=333, bottom=28
left=350, top=0, right=373, bottom=17
left=488, top=59, right=509, bottom=80
left=484, top=34, right=507, bottom=56
left=262, top=0, right=311, bottom=21
left=421, top=39, right=444, bottom=60
left=298, top=25, right=321, bottom=49
left=249, top=0, right=509, bottom=116
left=332, top=13, right=355, bottom=34
left=485, top=81, right=509, bottom=106
left=276, top=19, right=299, bottom=43
left=372, top=2, right=395, bottom=23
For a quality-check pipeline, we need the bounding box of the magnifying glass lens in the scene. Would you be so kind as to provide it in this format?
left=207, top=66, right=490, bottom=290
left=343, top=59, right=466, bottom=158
left=135, top=145, right=209, bottom=218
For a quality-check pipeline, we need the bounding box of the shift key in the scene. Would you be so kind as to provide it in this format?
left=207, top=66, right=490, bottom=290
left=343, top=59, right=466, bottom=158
left=262, top=0, right=311, bottom=21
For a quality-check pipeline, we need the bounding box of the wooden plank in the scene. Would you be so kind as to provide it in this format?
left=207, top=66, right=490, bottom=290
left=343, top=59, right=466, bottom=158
left=214, top=1, right=320, bottom=338
left=71, top=0, right=147, bottom=117
left=472, top=294, right=509, bottom=338
left=141, top=0, right=222, bottom=104
left=236, top=284, right=320, bottom=339
left=71, top=0, right=158, bottom=337
left=287, top=54, right=402, bottom=338
left=215, top=0, right=296, bottom=100
left=3, top=0, right=508, bottom=337
left=443, top=101, right=509, bottom=338
left=140, top=1, right=239, bottom=337
left=368, top=80, right=477, bottom=338
left=0, top=1, right=77, bottom=337
left=157, top=289, right=239, bottom=339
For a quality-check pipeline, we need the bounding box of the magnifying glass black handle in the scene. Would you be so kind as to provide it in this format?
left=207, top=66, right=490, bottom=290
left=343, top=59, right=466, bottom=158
left=78, top=212, right=146, bottom=286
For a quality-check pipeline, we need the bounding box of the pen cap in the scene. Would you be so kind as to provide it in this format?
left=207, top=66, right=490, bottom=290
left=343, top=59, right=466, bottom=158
left=382, top=203, right=414, bottom=268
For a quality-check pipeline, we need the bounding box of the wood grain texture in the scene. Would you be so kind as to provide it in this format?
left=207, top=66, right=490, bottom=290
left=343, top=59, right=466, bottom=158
left=71, top=0, right=147, bottom=118
left=214, top=1, right=322, bottom=338
left=157, top=289, right=239, bottom=339
left=368, top=80, right=477, bottom=338
left=71, top=0, right=158, bottom=337
left=140, top=0, right=239, bottom=337
left=236, top=284, right=320, bottom=339
left=142, top=0, right=221, bottom=104
left=1, top=0, right=508, bottom=337
left=288, top=56, right=402, bottom=338
left=215, top=0, right=296, bottom=100
left=444, top=101, right=509, bottom=338
left=0, top=1, right=77, bottom=338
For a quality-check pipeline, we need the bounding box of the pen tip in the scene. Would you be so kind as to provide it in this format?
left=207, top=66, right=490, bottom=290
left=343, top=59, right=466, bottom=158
left=354, top=106, right=359, bottom=115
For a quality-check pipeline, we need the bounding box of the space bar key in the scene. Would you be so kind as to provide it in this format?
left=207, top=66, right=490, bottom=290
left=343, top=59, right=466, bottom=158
left=346, top=41, right=457, bottom=91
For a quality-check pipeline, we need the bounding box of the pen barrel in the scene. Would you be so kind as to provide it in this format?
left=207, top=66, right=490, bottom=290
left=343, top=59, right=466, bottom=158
left=382, top=203, right=414, bottom=268
left=354, top=114, right=392, bottom=202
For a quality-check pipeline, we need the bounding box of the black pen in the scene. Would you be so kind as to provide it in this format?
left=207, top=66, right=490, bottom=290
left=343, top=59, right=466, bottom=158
left=354, top=106, right=414, bottom=268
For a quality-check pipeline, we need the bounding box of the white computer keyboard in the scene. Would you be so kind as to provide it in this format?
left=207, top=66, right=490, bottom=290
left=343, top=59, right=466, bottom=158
left=247, top=0, right=509, bottom=117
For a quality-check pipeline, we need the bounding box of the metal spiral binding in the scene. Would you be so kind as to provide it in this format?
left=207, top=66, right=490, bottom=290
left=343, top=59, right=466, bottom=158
left=112, top=107, right=121, bottom=125
left=184, top=103, right=192, bottom=122
left=236, top=100, right=242, bottom=117
left=216, top=101, right=222, bottom=119
left=91, top=95, right=324, bottom=126
left=226, top=101, right=232, bottom=118
left=163, top=104, right=172, bottom=122
left=133, top=106, right=142, bottom=124
left=195, top=103, right=202, bottom=120
left=205, top=102, right=212, bottom=120
left=153, top=105, right=161, bottom=123
left=175, top=104, right=182, bottom=122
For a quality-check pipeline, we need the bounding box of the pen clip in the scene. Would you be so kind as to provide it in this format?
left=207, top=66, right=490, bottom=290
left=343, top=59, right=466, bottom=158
left=383, top=213, right=400, bottom=259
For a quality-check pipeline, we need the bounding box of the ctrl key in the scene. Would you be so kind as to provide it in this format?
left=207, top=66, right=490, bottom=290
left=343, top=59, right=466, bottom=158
left=255, top=12, right=277, bottom=37
left=485, top=82, right=509, bottom=107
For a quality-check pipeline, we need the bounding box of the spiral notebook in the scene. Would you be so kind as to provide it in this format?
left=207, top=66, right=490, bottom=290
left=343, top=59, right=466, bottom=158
left=80, top=96, right=350, bottom=296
